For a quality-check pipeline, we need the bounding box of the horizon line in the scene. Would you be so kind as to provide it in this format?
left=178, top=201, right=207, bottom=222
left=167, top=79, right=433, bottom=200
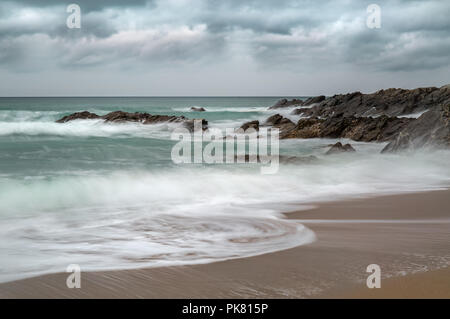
left=0, top=95, right=311, bottom=98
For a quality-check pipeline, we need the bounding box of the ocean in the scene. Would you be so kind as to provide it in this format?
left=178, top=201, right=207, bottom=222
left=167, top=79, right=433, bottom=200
left=1, top=97, right=449, bottom=283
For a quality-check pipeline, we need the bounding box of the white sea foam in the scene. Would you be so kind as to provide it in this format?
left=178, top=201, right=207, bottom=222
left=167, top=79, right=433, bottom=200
left=1, top=106, right=450, bottom=284
left=173, top=106, right=268, bottom=113
left=398, top=110, right=429, bottom=118
left=0, top=120, right=181, bottom=139
left=0, top=149, right=449, bottom=282
left=0, top=110, right=64, bottom=122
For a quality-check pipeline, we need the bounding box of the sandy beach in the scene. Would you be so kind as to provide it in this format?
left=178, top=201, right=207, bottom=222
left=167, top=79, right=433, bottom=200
left=1, top=189, right=449, bottom=299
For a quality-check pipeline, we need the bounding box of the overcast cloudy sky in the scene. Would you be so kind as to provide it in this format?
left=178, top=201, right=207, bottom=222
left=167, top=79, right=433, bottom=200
left=0, top=0, right=449, bottom=96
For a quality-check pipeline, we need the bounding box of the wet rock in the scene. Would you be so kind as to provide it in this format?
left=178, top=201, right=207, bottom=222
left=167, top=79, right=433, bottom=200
left=280, top=118, right=324, bottom=139
left=325, top=142, right=356, bottom=155
left=55, top=111, right=100, bottom=123
left=264, top=114, right=295, bottom=134
left=190, top=107, right=206, bottom=112
left=56, top=110, right=208, bottom=131
left=382, top=102, right=450, bottom=152
left=269, top=98, right=304, bottom=109
left=265, top=85, right=450, bottom=149
left=101, top=111, right=186, bottom=124
left=291, top=108, right=307, bottom=115
left=269, top=96, right=326, bottom=110
left=302, top=95, right=326, bottom=106
left=278, top=115, right=413, bottom=142
left=300, top=86, right=450, bottom=118
left=239, top=120, right=259, bottom=131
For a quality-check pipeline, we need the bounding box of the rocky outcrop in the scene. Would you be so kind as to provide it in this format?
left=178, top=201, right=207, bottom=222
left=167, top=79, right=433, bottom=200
left=101, top=111, right=186, bottom=124
left=325, top=142, right=356, bottom=155
left=56, top=111, right=208, bottom=131
left=269, top=98, right=304, bottom=109
left=302, top=95, right=326, bottom=106
left=267, top=85, right=450, bottom=151
left=297, top=85, right=450, bottom=118
left=269, top=96, right=326, bottom=110
left=239, top=120, right=259, bottom=131
left=190, top=107, right=206, bottom=112
left=280, top=115, right=414, bottom=142
left=56, top=111, right=100, bottom=123
left=382, top=102, right=450, bottom=152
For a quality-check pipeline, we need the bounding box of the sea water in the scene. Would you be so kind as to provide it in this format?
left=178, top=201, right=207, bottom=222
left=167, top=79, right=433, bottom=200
left=0, top=97, right=449, bottom=282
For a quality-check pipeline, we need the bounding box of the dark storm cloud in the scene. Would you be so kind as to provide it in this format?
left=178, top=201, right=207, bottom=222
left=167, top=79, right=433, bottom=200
left=0, top=0, right=449, bottom=95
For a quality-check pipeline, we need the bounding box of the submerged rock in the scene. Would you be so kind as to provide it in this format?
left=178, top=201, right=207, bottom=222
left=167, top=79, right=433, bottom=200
left=279, top=155, right=319, bottom=164
left=325, top=142, right=356, bottom=155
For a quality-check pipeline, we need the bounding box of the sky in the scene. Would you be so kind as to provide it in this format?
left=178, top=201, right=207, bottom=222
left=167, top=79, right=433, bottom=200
left=0, top=0, right=449, bottom=96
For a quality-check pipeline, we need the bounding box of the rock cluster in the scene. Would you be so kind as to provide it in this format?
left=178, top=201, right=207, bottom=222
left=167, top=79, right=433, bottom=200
left=269, top=96, right=326, bottom=110
left=265, top=85, right=450, bottom=151
left=56, top=111, right=208, bottom=131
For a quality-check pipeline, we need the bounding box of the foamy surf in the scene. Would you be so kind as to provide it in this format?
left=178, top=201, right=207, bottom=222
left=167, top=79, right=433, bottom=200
left=1, top=97, right=450, bottom=284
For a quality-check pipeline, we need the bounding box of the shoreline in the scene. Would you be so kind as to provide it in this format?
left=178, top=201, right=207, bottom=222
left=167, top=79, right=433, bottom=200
left=1, top=189, right=449, bottom=298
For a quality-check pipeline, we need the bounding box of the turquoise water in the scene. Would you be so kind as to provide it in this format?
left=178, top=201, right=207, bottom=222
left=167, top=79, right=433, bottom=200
left=0, top=97, right=289, bottom=177
left=1, top=97, right=449, bottom=282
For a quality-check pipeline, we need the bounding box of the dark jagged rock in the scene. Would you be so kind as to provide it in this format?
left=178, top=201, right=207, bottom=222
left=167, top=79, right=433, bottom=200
left=291, top=108, right=307, bottom=115
left=101, top=111, right=186, bottom=124
left=302, top=95, right=326, bottom=106
left=269, top=96, right=326, bottom=110
left=264, top=114, right=295, bottom=133
left=56, top=111, right=100, bottom=123
left=269, top=98, right=304, bottom=109
left=382, top=102, right=450, bottom=152
left=239, top=120, right=259, bottom=131
left=267, top=85, right=450, bottom=150
left=280, top=117, right=323, bottom=139
left=56, top=110, right=208, bottom=131
left=265, top=114, right=284, bottom=125
left=190, top=107, right=206, bottom=112
left=268, top=96, right=326, bottom=110
left=325, top=142, right=356, bottom=155
left=300, top=86, right=450, bottom=118
left=279, top=115, right=413, bottom=142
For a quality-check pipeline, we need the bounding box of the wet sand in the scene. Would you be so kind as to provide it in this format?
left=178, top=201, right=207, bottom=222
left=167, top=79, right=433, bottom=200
left=1, top=189, right=449, bottom=298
